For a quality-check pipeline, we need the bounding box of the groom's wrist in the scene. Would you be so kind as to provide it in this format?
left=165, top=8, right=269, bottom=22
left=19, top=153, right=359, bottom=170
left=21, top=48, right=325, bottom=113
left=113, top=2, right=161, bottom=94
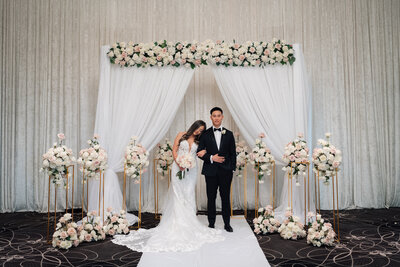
left=210, top=155, right=213, bottom=163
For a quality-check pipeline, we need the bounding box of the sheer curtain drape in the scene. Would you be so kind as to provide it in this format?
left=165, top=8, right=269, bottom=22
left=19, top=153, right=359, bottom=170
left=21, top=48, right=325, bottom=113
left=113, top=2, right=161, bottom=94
left=212, top=44, right=313, bottom=220
left=88, top=46, right=194, bottom=220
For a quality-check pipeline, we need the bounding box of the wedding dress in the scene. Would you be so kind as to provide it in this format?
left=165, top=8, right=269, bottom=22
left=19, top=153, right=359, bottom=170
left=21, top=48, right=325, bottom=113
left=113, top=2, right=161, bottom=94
left=112, top=140, right=225, bottom=252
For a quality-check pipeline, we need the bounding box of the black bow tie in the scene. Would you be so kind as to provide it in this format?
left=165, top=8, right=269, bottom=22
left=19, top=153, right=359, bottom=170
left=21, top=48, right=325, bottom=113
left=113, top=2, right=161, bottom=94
left=214, top=128, right=221, bottom=132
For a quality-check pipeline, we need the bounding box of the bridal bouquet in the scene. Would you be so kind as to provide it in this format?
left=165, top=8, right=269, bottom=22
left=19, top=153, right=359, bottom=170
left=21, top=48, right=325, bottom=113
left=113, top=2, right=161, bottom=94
left=278, top=208, right=306, bottom=240
left=235, top=136, right=249, bottom=177
left=103, top=208, right=130, bottom=236
left=253, top=205, right=281, bottom=234
left=124, top=136, right=149, bottom=183
left=176, top=153, right=196, bottom=179
left=52, top=213, right=80, bottom=249
left=155, top=139, right=174, bottom=177
left=312, top=133, right=342, bottom=185
left=41, top=133, right=76, bottom=186
left=78, top=211, right=106, bottom=243
left=282, top=133, right=309, bottom=186
left=249, top=133, right=275, bottom=183
left=77, top=135, right=108, bottom=182
left=307, top=212, right=336, bottom=247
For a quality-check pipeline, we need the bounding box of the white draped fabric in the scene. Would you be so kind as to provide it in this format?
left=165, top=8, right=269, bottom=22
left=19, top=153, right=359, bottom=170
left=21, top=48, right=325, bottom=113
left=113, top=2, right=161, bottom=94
left=212, top=44, right=313, bottom=221
left=89, top=46, right=194, bottom=221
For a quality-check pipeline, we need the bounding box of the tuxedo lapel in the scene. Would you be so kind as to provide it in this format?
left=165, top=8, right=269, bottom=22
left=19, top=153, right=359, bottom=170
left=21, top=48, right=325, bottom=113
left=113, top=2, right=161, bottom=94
left=208, top=128, right=219, bottom=152
left=219, top=127, right=226, bottom=152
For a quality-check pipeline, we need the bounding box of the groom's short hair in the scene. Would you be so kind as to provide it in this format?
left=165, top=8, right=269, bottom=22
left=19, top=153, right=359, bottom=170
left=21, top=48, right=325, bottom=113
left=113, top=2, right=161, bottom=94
left=210, top=107, right=223, bottom=115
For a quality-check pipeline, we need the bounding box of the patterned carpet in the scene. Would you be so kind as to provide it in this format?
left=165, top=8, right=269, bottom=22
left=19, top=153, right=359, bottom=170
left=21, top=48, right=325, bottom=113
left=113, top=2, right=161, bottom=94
left=0, top=208, right=399, bottom=266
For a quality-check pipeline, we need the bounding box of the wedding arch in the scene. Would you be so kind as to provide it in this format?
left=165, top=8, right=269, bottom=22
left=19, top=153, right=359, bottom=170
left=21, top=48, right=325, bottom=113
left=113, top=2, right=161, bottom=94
left=90, top=39, right=312, bottom=223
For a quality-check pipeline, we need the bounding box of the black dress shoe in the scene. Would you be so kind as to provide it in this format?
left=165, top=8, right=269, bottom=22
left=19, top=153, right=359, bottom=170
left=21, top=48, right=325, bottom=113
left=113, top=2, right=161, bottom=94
left=224, top=225, right=233, bottom=232
left=208, top=224, right=215, bottom=228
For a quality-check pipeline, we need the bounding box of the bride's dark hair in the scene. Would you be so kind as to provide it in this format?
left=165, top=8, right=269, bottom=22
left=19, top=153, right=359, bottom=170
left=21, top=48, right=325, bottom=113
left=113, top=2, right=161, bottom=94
left=179, top=120, right=206, bottom=144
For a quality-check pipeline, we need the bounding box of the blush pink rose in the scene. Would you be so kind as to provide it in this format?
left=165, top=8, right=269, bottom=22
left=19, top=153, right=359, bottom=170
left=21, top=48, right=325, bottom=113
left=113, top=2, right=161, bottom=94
left=85, top=234, right=92, bottom=242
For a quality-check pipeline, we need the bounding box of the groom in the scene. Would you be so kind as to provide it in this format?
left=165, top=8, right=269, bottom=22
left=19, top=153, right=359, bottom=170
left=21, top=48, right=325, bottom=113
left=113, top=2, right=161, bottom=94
left=197, top=107, right=236, bottom=232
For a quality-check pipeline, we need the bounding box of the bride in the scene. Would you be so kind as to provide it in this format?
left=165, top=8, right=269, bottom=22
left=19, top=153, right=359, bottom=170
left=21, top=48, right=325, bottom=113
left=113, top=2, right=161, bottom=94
left=112, top=120, right=225, bottom=252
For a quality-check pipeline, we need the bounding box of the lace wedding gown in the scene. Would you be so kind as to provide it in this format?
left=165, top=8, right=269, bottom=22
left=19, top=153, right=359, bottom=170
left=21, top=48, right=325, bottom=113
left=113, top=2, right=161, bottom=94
left=112, top=140, right=225, bottom=252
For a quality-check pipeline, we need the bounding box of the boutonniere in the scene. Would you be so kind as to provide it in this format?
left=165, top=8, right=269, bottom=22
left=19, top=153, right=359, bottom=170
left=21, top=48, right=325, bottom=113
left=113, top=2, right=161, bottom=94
left=221, top=129, right=226, bottom=135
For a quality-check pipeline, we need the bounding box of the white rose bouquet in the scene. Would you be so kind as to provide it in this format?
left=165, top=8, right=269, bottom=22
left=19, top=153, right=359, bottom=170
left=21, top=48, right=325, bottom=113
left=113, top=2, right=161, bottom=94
left=41, top=133, right=76, bottom=187
left=307, top=212, right=336, bottom=247
left=78, top=211, right=105, bottom=243
left=278, top=208, right=306, bottom=240
left=155, top=139, right=174, bottom=177
left=52, top=213, right=80, bottom=249
left=282, top=133, right=309, bottom=186
left=235, top=135, right=249, bottom=177
left=312, top=133, right=342, bottom=184
left=249, top=133, right=275, bottom=183
left=77, top=134, right=108, bottom=182
left=103, top=208, right=130, bottom=236
left=253, top=205, right=281, bottom=234
left=175, top=153, right=196, bottom=179
left=124, top=136, right=149, bottom=183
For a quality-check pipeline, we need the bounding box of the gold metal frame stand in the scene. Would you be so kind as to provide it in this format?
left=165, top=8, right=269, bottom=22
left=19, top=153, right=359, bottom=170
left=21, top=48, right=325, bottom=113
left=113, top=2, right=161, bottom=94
left=153, top=159, right=171, bottom=219
left=81, top=168, right=105, bottom=223
left=315, top=169, right=340, bottom=242
left=254, top=161, right=276, bottom=218
left=288, top=162, right=310, bottom=225
left=230, top=163, right=247, bottom=218
left=46, top=165, right=75, bottom=244
left=124, top=164, right=142, bottom=229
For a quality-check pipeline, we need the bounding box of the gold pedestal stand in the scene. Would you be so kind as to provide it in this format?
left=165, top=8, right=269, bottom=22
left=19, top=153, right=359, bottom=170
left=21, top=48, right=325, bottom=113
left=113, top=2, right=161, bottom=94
left=46, top=165, right=75, bottom=244
left=254, top=161, right=276, bottom=218
left=124, top=164, right=142, bottom=229
left=153, top=159, right=171, bottom=219
left=288, top=162, right=311, bottom=225
left=315, top=169, right=340, bottom=242
left=81, top=169, right=105, bottom=223
left=230, top=163, right=248, bottom=218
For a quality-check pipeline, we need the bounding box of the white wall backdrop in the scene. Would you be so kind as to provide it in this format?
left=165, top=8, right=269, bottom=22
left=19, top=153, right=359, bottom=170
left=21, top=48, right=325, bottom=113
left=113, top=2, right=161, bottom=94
left=1, top=0, right=399, bottom=213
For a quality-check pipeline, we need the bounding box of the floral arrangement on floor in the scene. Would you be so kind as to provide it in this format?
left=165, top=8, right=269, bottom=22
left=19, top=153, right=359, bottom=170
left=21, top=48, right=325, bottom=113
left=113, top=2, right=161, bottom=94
left=307, top=212, right=336, bottom=247
left=278, top=208, right=306, bottom=240
left=41, top=133, right=76, bottom=186
left=249, top=133, right=275, bottom=183
left=235, top=133, right=249, bottom=177
left=253, top=205, right=281, bottom=234
left=103, top=208, right=130, bottom=236
left=282, top=133, right=309, bottom=186
left=78, top=211, right=105, bottom=243
left=107, top=39, right=295, bottom=69
left=155, top=139, right=174, bottom=177
left=77, top=134, right=108, bottom=182
left=124, top=136, right=149, bottom=183
left=52, top=213, right=79, bottom=249
left=312, top=133, right=342, bottom=185
left=175, top=153, right=196, bottom=179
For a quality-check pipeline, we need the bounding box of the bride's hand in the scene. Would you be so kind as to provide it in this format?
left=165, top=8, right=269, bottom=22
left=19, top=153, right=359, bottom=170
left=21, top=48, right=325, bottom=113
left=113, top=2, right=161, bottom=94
left=197, top=150, right=206, bottom=157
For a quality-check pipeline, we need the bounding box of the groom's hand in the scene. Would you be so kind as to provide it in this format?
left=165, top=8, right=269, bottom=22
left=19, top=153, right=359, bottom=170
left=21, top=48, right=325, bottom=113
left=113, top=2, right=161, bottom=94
left=212, top=154, right=225, bottom=163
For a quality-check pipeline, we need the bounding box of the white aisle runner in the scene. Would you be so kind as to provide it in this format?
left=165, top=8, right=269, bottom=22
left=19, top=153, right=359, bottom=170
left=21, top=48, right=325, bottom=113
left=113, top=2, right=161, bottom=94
left=138, top=215, right=270, bottom=267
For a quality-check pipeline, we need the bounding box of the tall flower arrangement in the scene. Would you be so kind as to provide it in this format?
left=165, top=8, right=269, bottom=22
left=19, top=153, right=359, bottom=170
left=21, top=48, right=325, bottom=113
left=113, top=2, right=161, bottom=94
left=312, top=133, right=342, bottom=184
left=282, top=133, right=309, bottom=186
left=41, top=133, right=76, bottom=186
left=155, top=139, right=174, bottom=177
left=77, top=135, right=108, bottom=182
left=124, top=136, right=149, bottom=183
left=107, top=39, right=296, bottom=69
left=249, top=133, right=275, bottom=183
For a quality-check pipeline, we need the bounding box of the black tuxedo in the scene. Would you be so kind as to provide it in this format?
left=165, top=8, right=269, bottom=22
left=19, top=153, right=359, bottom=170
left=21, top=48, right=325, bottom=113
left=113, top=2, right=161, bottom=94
left=197, top=127, right=236, bottom=226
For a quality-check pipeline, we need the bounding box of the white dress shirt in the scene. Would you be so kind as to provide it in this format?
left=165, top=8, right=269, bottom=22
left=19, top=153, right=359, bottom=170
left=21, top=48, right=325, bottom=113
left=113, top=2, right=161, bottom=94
left=210, top=125, right=223, bottom=163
